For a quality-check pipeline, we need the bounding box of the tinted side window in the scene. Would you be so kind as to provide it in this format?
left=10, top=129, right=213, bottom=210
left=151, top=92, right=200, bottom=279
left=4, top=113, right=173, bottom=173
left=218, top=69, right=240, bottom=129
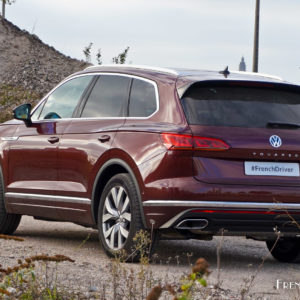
left=39, top=76, right=92, bottom=120
left=81, top=75, right=131, bottom=118
left=31, top=101, right=45, bottom=121
left=129, top=79, right=157, bottom=117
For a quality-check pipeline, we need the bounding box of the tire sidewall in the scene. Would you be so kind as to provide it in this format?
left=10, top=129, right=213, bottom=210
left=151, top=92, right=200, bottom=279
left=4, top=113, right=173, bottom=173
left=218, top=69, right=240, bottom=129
left=267, top=238, right=300, bottom=263
left=0, top=167, right=7, bottom=224
left=0, top=166, right=21, bottom=234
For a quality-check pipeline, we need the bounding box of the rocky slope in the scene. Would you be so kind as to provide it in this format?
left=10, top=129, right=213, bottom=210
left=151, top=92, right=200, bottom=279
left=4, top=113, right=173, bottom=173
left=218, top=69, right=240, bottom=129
left=0, top=18, right=89, bottom=95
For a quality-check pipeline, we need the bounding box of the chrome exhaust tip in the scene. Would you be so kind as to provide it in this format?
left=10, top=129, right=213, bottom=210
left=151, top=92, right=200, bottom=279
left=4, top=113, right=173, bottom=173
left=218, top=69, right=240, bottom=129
left=175, top=219, right=209, bottom=230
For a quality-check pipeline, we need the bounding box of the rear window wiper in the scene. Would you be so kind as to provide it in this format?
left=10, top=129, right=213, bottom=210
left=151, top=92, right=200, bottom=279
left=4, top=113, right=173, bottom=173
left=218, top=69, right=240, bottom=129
left=266, top=121, right=300, bottom=129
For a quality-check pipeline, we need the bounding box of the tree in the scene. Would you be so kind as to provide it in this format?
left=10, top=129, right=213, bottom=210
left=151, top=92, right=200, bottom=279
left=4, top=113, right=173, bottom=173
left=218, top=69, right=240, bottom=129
left=96, top=48, right=102, bottom=65
left=112, top=47, right=130, bottom=64
left=1, top=0, right=16, bottom=19
left=83, top=42, right=93, bottom=63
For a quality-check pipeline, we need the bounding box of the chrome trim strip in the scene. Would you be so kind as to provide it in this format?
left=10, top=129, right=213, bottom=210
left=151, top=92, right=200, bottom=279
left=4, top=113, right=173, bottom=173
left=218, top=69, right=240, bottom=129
left=9, top=203, right=86, bottom=212
left=143, top=200, right=300, bottom=210
left=160, top=210, right=190, bottom=229
left=5, top=193, right=91, bottom=205
left=175, top=219, right=209, bottom=230
left=1, top=136, right=19, bottom=141
left=84, top=64, right=179, bottom=76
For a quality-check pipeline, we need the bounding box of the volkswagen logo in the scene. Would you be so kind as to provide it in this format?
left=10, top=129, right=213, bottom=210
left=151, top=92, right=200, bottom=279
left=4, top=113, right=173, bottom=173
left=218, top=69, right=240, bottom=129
left=269, top=135, right=282, bottom=148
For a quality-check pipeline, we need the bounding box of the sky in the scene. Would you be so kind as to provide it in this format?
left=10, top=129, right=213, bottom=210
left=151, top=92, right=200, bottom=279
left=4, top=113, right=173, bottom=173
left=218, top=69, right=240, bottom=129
left=5, top=0, right=300, bottom=84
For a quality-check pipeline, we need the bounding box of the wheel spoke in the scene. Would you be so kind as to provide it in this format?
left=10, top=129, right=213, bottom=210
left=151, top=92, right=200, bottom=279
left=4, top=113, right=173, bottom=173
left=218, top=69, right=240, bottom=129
left=122, top=212, right=131, bottom=222
left=104, top=224, right=114, bottom=238
left=109, top=224, right=118, bottom=248
left=104, top=197, right=118, bottom=217
left=120, top=225, right=129, bottom=239
left=103, top=213, right=117, bottom=222
left=121, top=196, right=130, bottom=214
left=116, top=187, right=125, bottom=210
left=118, top=226, right=122, bottom=249
left=111, top=187, right=119, bottom=209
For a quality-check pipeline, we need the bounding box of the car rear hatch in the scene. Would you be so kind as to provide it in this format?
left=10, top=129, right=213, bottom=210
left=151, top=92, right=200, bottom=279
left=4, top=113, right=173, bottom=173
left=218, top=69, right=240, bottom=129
left=179, top=80, right=300, bottom=187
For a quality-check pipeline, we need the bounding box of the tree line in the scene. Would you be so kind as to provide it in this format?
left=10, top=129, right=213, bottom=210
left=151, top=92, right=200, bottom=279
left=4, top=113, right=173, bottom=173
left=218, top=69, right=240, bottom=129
left=83, top=43, right=130, bottom=65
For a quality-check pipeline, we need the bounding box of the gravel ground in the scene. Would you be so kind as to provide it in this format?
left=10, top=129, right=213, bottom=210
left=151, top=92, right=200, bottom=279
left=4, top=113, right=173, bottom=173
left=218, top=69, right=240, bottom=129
left=1, top=216, right=300, bottom=299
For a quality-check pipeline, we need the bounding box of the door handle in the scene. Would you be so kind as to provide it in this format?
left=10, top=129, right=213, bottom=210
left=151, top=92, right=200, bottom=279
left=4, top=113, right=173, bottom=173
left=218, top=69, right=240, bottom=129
left=47, top=136, right=59, bottom=144
left=98, top=135, right=111, bottom=143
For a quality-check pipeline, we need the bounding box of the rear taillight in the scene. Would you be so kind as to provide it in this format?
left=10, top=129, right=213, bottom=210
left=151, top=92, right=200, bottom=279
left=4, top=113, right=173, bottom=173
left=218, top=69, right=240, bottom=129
left=161, top=134, right=193, bottom=150
left=193, top=136, right=230, bottom=150
left=161, top=133, right=230, bottom=151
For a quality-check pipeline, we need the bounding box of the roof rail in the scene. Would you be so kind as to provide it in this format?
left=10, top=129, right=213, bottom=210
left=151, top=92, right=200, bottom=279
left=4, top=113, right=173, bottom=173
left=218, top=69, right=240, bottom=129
left=84, top=64, right=179, bottom=76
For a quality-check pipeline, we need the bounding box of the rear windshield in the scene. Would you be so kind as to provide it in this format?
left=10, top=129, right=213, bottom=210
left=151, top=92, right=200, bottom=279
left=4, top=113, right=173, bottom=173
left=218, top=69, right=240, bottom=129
left=181, top=85, right=300, bottom=128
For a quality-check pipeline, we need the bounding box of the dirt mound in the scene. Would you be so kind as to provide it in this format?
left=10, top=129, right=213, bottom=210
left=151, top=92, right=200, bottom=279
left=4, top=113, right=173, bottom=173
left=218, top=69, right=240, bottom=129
left=0, top=18, right=89, bottom=95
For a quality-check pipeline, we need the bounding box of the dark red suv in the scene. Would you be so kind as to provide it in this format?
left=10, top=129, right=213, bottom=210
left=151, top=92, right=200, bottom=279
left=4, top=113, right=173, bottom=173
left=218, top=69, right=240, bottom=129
left=1, top=65, right=300, bottom=262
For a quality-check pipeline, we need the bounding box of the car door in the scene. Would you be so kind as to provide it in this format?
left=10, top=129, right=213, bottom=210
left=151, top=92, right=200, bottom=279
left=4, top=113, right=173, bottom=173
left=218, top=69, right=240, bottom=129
left=5, top=75, right=94, bottom=218
left=57, top=74, right=131, bottom=204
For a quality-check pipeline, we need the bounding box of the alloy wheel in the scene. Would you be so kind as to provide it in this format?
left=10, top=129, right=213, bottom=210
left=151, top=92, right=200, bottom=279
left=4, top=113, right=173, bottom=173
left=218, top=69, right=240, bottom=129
left=102, top=186, right=131, bottom=250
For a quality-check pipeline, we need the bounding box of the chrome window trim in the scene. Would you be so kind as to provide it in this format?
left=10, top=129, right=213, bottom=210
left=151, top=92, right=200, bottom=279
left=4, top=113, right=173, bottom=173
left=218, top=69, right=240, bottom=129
left=5, top=192, right=91, bottom=205
left=143, top=200, right=300, bottom=210
left=32, top=72, right=160, bottom=120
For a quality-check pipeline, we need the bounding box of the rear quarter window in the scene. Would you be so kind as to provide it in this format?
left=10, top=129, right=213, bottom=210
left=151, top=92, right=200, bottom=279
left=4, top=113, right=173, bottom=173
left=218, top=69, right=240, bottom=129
left=129, top=79, right=157, bottom=117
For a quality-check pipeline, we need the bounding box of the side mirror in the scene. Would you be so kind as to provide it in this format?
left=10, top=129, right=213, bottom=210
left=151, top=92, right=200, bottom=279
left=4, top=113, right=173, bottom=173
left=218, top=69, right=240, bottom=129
left=13, top=103, right=32, bottom=126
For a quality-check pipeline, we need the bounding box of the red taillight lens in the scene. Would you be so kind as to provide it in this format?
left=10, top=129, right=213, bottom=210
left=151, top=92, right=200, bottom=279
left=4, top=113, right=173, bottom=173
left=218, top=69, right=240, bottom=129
left=193, top=136, right=230, bottom=150
left=161, top=133, right=230, bottom=151
left=161, top=133, right=193, bottom=150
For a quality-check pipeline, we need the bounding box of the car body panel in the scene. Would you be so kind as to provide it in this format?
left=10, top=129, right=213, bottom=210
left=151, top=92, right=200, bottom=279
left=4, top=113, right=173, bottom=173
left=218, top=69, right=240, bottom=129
left=6, top=120, right=69, bottom=194
left=190, top=125, right=300, bottom=186
left=57, top=118, right=125, bottom=198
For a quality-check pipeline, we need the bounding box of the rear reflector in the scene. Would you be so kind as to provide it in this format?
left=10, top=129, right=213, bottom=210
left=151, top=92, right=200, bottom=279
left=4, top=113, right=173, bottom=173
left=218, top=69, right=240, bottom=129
left=161, top=133, right=230, bottom=151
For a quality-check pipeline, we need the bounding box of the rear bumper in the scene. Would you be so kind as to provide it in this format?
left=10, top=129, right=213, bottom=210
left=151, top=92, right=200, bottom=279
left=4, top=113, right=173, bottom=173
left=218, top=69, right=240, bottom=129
left=143, top=200, right=300, bottom=238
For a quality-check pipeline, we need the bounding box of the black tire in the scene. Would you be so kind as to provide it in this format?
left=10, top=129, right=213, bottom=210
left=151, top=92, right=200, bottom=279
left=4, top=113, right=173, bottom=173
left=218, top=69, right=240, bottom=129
left=97, top=173, right=156, bottom=261
left=266, top=238, right=300, bottom=263
left=0, top=168, right=21, bottom=234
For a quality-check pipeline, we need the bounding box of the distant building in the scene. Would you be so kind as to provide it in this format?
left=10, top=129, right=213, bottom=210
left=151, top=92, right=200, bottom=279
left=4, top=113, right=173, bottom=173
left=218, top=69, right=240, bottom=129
left=239, top=57, right=246, bottom=71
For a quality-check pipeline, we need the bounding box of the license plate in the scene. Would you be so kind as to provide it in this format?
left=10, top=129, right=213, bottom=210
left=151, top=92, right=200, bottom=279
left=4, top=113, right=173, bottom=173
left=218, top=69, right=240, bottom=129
left=245, top=161, right=300, bottom=177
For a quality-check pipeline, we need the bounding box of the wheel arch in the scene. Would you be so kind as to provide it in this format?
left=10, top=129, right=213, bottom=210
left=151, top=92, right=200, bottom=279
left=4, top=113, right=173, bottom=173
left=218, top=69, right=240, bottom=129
left=91, top=158, right=147, bottom=228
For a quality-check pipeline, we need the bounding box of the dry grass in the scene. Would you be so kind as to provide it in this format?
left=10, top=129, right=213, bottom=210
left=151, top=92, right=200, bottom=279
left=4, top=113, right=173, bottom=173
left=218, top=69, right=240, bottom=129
left=0, top=252, right=77, bottom=299
left=0, top=234, right=24, bottom=241
left=0, top=84, right=41, bottom=123
left=0, top=231, right=244, bottom=300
